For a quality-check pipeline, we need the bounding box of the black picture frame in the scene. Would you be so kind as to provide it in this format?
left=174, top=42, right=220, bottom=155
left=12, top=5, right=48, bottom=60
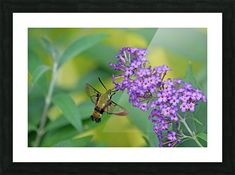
left=1, top=0, right=234, bottom=174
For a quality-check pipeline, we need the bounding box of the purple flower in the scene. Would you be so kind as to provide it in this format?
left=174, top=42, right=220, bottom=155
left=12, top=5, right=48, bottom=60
left=124, top=67, right=133, bottom=77
left=167, top=131, right=177, bottom=141
left=160, top=121, right=168, bottom=130
left=180, top=95, right=189, bottom=103
left=162, top=107, right=171, bottom=116
left=150, top=100, right=158, bottom=109
left=184, top=82, right=192, bottom=89
left=180, top=103, right=188, bottom=112
left=174, top=78, right=182, bottom=84
left=140, top=103, right=148, bottom=112
left=170, top=115, right=178, bottom=121
left=188, top=102, right=195, bottom=112
left=131, top=60, right=142, bottom=69
left=110, top=47, right=207, bottom=147
left=157, top=92, right=168, bottom=103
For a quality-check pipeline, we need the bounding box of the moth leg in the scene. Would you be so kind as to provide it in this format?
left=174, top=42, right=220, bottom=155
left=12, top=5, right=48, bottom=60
left=110, top=92, right=116, bottom=99
left=95, top=118, right=101, bottom=123
left=95, top=93, right=100, bottom=105
left=103, top=106, right=108, bottom=113
left=103, top=100, right=111, bottom=113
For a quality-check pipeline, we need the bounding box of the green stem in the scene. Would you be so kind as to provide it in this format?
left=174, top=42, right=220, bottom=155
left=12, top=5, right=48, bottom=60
left=33, top=62, right=58, bottom=147
left=177, top=114, right=203, bottom=147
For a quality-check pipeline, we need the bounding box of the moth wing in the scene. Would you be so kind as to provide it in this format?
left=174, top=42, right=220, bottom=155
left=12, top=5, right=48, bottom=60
left=86, top=83, right=101, bottom=104
left=106, top=101, right=128, bottom=116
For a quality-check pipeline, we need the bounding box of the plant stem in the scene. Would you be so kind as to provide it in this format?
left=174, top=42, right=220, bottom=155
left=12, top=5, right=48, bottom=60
left=177, top=114, right=203, bottom=147
left=33, top=62, right=58, bottom=147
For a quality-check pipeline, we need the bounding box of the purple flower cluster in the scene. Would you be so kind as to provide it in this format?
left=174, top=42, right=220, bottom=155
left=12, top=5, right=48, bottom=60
left=110, top=47, right=206, bottom=147
left=148, top=78, right=206, bottom=146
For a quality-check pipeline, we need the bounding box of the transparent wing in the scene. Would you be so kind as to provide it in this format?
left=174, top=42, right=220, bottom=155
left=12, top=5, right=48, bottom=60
left=106, top=101, right=128, bottom=116
left=86, top=83, right=101, bottom=104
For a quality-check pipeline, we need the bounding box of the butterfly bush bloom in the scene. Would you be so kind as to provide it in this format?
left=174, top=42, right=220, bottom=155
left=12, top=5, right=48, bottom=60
left=110, top=47, right=206, bottom=147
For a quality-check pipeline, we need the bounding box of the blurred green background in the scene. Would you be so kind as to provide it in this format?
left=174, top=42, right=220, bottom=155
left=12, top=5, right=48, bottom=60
left=28, top=28, right=207, bottom=147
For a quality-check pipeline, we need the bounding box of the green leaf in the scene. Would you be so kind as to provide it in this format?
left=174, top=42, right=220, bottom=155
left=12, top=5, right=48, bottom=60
left=121, top=28, right=158, bottom=43
left=72, top=68, right=110, bottom=92
left=149, top=28, right=207, bottom=61
left=41, top=125, right=77, bottom=146
left=78, top=101, right=93, bottom=120
left=28, top=50, right=49, bottom=96
left=191, top=117, right=203, bottom=126
left=31, top=65, right=50, bottom=86
left=194, top=102, right=207, bottom=132
left=83, top=45, right=120, bottom=71
left=28, top=97, right=44, bottom=127
left=177, top=139, right=198, bottom=147
left=59, top=33, right=107, bottom=67
left=28, top=122, right=37, bottom=132
left=197, top=132, right=207, bottom=142
left=148, top=132, right=159, bottom=147
left=142, top=135, right=150, bottom=146
left=41, top=37, right=59, bottom=60
left=53, top=93, right=82, bottom=132
left=45, top=117, right=69, bottom=132
left=141, top=118, right=159, bottom=147
left=184, top=63, right=200, bottom=88
left=45, top=101, right=92, bottom=132
left=53, top=135, right=93, bottom=147
left=115, top=92, right=154, bottom=140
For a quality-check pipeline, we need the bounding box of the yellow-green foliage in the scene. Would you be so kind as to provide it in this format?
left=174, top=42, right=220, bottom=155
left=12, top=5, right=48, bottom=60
left=28, top=28, right=207, bottom=147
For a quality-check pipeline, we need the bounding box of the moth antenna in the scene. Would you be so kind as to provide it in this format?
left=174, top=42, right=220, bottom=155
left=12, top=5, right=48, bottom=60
left=110, top=92, right=116, bottom=99
left=112, top=89, right=118, bottom=93
left=98, top=77, right=107, bottom=90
